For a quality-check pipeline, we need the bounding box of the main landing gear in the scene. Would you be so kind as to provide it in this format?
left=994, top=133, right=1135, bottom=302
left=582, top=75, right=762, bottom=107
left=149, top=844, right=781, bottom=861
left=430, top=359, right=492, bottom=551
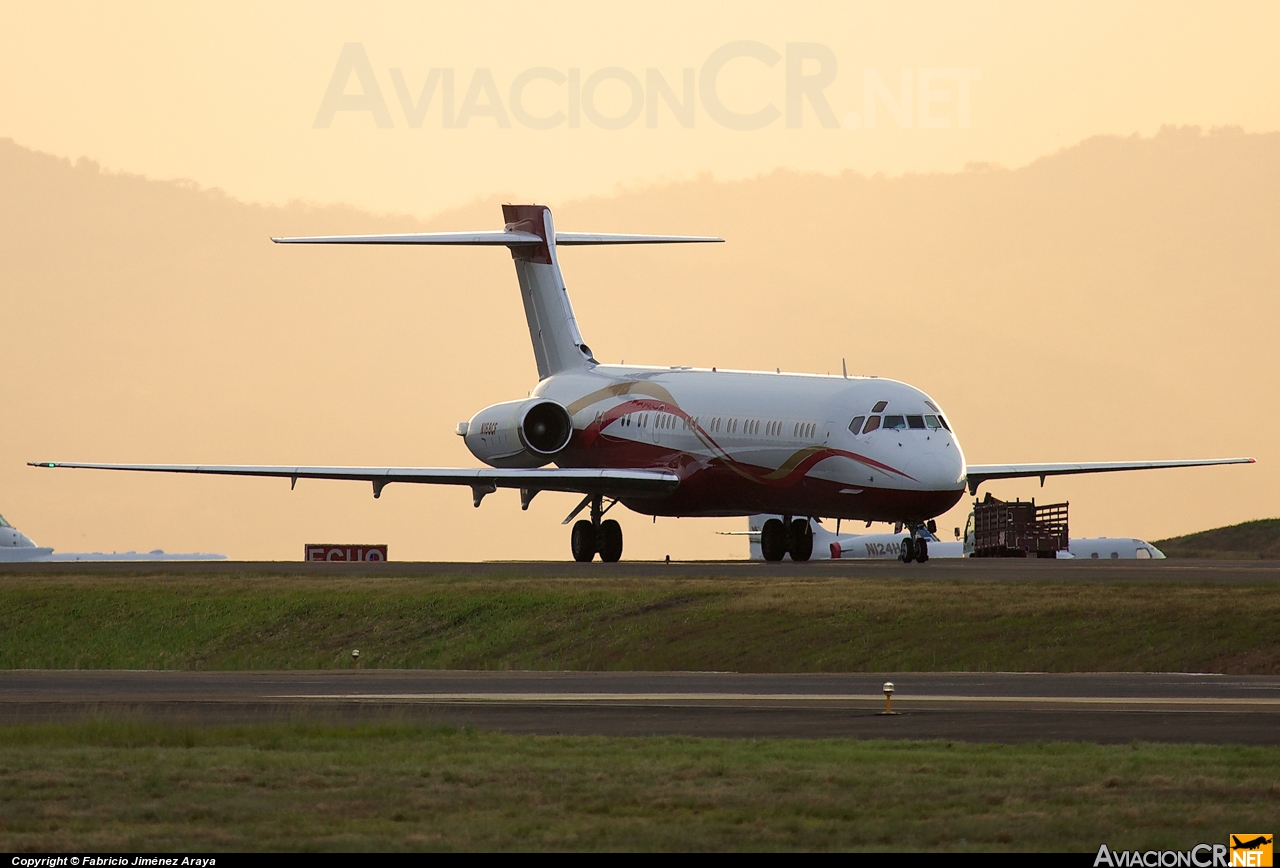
left=760, top=516, right=814, bottom=562
left=898, top=536, right=929, bottom=563
left=570, top=495, right=623, bottom=563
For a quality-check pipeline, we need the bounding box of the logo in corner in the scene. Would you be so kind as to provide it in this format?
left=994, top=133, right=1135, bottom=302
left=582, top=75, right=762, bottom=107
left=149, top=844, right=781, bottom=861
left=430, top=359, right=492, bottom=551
left=1231, top=835, right=1273, bottom=868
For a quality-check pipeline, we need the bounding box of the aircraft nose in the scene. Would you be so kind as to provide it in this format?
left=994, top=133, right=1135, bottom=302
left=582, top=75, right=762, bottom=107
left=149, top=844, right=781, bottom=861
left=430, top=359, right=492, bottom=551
left=904, top=448, right=965, bottom=490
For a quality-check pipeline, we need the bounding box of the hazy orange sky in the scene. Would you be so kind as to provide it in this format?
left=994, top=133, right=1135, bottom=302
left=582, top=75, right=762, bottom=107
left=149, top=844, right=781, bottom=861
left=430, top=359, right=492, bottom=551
left=4, top=2, right=1279, bottom=216
left=2, top=4, right=1277, bottom=560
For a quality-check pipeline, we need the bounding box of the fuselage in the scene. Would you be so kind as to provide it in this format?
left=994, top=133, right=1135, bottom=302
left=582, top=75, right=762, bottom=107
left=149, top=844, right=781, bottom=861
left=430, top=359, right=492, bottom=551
left=533, top=365, right=967, bottom=521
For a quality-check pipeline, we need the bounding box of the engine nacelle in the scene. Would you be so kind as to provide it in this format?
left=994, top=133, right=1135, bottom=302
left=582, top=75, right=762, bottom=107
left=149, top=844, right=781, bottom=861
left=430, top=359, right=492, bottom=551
left=462, top=398, right=574, bottom=468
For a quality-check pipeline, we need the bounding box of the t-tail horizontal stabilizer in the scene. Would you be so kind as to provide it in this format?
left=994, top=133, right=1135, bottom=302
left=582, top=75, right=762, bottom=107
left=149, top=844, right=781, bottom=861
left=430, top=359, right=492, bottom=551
left=271, top=204, right=722, bottom=380
left=270, top=231, right=724, bottom=246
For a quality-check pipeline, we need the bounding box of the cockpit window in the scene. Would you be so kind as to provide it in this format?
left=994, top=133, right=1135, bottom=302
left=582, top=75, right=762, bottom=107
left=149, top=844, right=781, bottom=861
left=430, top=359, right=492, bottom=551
left=924, top=414, right=942, bottom=430
left=872, top=401, right=888, bottom=413
left=938, top=415, right=951, bottom=431
left=848, top=416, right=866, bottom=435
left=883, top=415, right=906, bottom=430
left=862, top=415, right=881, bottom=434
left=907, top=415, right=926, bottom=430
left=0, top=514, right=9, bottom=528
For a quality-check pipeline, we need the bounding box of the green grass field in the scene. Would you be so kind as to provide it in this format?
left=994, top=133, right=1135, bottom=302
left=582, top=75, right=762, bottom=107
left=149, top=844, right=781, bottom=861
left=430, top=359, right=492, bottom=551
left=0, top=571, right=1276, bottom=673
left=1, top=722, right=1276, bottom=852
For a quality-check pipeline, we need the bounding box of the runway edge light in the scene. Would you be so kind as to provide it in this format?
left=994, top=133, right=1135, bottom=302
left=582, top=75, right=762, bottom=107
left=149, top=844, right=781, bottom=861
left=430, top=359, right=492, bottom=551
left=882, top=681, right=896, bottom=715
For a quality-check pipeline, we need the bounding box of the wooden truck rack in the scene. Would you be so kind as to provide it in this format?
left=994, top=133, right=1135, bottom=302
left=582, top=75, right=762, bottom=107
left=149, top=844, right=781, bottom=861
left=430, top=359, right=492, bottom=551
left=970, top=493, right=1069, bottom=558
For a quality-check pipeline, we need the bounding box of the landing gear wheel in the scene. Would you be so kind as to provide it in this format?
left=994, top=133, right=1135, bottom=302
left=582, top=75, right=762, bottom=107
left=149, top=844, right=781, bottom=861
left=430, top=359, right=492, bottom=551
left=915, top=538, right=929, bottom=563
left=760, top=519, right=787, bottom=562
left=571, top=519, right=597, bottom=562
left=789, top=518, right=814, bottom=562
left=598, top=519, right=623, bottom=562
left=899, top=537, right=916, bottom=563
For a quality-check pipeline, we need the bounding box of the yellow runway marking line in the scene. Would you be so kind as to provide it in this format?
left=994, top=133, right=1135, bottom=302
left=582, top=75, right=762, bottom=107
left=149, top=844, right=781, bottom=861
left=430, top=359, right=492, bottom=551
left=271, top=693, right=1280, bottom=706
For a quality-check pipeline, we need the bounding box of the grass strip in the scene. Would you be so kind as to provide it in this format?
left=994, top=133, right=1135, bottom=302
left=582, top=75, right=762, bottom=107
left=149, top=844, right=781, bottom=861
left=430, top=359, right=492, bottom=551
left=0, top=572, right=1276, bottom=673
left=0, top=722, right=1276, bottom=851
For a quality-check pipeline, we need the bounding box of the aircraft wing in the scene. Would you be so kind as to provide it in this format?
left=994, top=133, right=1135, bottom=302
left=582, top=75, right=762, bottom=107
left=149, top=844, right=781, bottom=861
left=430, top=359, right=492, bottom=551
left=28, top=462, right=679, bottom=503
left=965, top=458, right=1254, bottom=494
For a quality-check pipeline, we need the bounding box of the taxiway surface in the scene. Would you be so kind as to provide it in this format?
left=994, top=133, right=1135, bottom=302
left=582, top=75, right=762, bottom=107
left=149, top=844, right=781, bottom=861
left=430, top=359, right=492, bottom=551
left=3, top=670, right=1277, bottom=744
left=3, top=558, right=1280, bottom=583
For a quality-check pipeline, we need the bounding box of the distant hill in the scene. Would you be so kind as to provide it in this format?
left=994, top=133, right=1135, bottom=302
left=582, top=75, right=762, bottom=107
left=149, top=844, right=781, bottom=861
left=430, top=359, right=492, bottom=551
left=1153, top=520, right=1280, bottom=559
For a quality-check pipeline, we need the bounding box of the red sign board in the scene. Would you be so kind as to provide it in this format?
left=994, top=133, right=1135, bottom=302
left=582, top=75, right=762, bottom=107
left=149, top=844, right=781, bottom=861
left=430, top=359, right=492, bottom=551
left=305, top=544, right=389, bottom=562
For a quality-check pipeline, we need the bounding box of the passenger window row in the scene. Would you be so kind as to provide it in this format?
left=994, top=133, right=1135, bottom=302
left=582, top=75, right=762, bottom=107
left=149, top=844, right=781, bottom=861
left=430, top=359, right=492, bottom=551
left=692, top=416, right=820, bottom=439
left=614, top=406, right=951, bottom=440
left=616, top=412, right=680, bottom=429
left=616, top=412, right=821, bottom=440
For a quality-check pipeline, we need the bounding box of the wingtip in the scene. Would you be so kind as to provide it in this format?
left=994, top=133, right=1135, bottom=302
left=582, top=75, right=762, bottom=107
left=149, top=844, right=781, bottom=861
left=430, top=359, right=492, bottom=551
left=28, top=462, right=56, bottom=468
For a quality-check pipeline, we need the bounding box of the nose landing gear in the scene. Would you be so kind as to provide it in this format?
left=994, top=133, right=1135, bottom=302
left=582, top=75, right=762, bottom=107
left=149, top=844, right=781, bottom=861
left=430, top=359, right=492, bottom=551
left=898, top=521, right=935, bottom=563
left=569, top=495, right=623, bottom=562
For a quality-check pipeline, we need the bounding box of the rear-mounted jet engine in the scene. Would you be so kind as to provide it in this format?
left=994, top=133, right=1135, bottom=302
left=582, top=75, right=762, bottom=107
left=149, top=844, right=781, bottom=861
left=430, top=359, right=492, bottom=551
left=461, top=398, right=573, bottom=468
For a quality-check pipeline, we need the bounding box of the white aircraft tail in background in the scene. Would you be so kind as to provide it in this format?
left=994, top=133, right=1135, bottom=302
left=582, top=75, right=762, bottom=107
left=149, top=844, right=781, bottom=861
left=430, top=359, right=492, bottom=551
left=0, top=513, right=53, bottom=561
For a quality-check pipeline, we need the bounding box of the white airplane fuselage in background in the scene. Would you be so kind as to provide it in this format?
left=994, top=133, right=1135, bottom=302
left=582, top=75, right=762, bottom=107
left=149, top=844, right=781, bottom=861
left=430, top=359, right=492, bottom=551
left=0, top=512, right=225, bottom=563
left=745, top=516, right=965, bottom=560
left=32, top=204, right=1253, bottom=562
left=743, top=515, right=1165, bottom=560
left=1063, top=538, right=1165, bottom=560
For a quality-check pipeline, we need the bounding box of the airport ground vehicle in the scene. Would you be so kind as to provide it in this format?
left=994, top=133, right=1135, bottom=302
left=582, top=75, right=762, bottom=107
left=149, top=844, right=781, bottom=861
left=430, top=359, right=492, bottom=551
left=967, top=494, right=1069, bottom=558
left=32, top=205, right=1253, bottom=562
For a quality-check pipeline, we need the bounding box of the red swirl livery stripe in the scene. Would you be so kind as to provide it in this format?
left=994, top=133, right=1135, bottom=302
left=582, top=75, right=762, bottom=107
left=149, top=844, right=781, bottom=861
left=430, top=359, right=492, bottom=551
left=572, top=393, right=915, bottom=486
left=756, top=445, right=916, bottom=485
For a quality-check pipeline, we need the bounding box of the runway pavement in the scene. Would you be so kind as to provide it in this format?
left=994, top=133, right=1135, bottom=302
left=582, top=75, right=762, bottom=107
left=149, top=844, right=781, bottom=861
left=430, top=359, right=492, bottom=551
left=3, top=670, right=1277, bottom=744
left=3, top=558, right=1279, bottom=583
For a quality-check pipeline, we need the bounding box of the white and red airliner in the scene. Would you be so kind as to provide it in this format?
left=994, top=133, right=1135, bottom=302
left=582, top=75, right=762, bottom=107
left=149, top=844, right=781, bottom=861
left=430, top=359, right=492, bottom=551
left=32, top=205, right=1253, bottom=562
